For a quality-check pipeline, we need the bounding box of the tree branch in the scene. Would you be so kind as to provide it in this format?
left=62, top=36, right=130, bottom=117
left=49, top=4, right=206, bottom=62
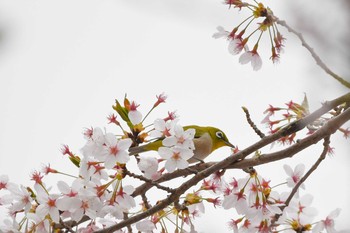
left=96, top=93, right=350, bottom=232
left=242, top=106, right=265, bottom=139
left=132, top=92, right=350, bottom=197
left=271, top=136, right=331, bottom=227
left=276, top=19, right=350, bottom=89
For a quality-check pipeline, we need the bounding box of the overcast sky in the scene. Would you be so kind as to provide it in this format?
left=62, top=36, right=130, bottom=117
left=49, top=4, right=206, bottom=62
left=0, top=0, right=349, bottom=231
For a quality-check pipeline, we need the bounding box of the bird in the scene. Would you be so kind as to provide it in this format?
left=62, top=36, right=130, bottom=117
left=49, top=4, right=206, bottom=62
left=129, top=125, right=234, bottom=163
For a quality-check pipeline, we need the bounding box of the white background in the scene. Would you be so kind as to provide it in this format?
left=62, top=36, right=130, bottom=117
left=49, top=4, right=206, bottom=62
left=0, top=0, right=349, bottom=232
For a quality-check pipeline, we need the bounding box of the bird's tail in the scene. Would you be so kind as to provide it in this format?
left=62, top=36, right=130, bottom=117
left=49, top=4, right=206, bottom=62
left=128, top=140, right=162, bottom=155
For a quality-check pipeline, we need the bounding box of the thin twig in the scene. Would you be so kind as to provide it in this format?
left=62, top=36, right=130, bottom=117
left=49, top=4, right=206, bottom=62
left=242, top=106, right=265, bottom=138
left=277, top=19, right=350, bottom=89
left=271, top=135, right=331, bottom=227
left=125, top=170, right=175, bottom=193
left=141, top=193, right=151, bottom=210
left=53, top=215, right=90, bottom=231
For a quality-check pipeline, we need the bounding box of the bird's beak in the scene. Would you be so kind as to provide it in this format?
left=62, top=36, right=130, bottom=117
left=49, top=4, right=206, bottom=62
left=224, top=140, right=235, bottom=148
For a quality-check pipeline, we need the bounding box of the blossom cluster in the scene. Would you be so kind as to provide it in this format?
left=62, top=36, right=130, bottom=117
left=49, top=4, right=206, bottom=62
left=0, top=94, right=344, bottom=232
left=0, top=94, right=198, bottom=232
left=262, top=95, right=350, bottom=146
left=180, top=164, right=341, bottom=233
left=213, top=0, right=285, bottom=70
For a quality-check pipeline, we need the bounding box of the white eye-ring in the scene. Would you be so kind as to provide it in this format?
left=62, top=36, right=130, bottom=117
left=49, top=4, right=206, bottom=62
left=216, top=131, right=224, bottom=139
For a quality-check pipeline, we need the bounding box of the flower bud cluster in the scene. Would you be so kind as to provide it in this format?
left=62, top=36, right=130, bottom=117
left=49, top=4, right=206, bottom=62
left=213, top=1, right=285, bottom=70
left=262, top=95, right=350, bottom=146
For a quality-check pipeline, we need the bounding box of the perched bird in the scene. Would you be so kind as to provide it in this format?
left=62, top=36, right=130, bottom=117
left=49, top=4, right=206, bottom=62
left=129, top=125, right=234, bottom=163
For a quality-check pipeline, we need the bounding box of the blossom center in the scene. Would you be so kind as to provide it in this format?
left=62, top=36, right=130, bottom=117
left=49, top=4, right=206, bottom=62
left=110, top=146, right=119, bottom=155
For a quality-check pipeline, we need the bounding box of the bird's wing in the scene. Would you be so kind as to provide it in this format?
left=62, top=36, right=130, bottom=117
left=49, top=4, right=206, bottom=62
left=128, top=139, right=163, bottom=155
left=183, top=125, right=205, bottom=138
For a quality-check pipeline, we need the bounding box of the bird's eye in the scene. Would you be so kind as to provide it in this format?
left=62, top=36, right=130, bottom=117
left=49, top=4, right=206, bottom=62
left=216, top=131, right=224, bottom=139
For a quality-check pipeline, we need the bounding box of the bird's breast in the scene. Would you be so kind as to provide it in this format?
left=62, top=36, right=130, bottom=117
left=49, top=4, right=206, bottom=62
left=188, top=133, right=213, bottom=163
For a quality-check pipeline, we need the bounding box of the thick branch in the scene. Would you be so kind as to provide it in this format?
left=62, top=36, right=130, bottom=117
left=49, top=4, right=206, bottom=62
left=277, top=19, right=350, bottom=89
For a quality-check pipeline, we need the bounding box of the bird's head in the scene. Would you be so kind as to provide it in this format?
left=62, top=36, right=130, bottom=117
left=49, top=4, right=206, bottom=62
left=206, top=126, right=235, bottom=151
left=184, top=125, right=234, bottom=152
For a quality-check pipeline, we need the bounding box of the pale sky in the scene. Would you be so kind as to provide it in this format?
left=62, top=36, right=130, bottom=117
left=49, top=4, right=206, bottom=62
left=0, top=0, right=349, bottom=232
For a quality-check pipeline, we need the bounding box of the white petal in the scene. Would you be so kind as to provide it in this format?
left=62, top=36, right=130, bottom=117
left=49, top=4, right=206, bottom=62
left=92, top=127, right=105, bottom=145
left=312, top=222, right=324, bottom=233
left=56, top=197, right=81, bottom=212
left=117, top=138, right=133, bottom=150
left=303, top=206, right=318, bottom=217
left=239, top=52, right=252, bottom=64
left=295, top=163, right=305, bottom=176
left=185, top=128, right=196, bottom=139
left=116, top=151, right=130, bottom=164
left=104, top=156, right=117, bottom=169
left=49, top=208, right=60, bottom=223
left=158, top=147, right=172, bottom=159
left=162, top=137, right=177, bottom=147
left=164, top=160, right=176, bottom=173
left=222, top=194, right=236, bottom=209
left=57, top=181, right=70, bottom=194
left=136, top=220, right=156, bottom=232
left=251, top=55, right=262, bottom=71
left=329, top=208, right=341, bottom=218
left=301, top=194, right=314, bottom=205
left=176, top=159, right=189, bottom=169
left=105, top=133, right=117, bottom=146
left=283, top=164, right=293, bottom=176
left=71, top=208, right=84, bottom=222
left=154, top=119, right=165, bottom=131
left=123, top=185, right=135, bottom=194
left=128, top=110, right=142, bottom=125
left=180, top=148, right=194, bottom=160
left=36, top=204, right=48, bottom=219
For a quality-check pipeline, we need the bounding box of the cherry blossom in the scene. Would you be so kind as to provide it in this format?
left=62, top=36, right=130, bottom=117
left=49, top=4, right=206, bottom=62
left=158, top=146, right=194, bottom=172
left=312, top=208, right=341, bottom=233
left=35, top=192, right=61, bottom=223
left=162, top=125, right=195, bottom=150
left=284, top=194, right=318, bottom=225
left=136, top=219, right=156, bottom=232
left=239, top=45, right=263, bottom=71
left=79, top=157, right=109, bottom=184
left=26, top=213, right=51, bottom=233
left=222, top=189, right=248, bottom=214
left=67, top=188, right=102, bottom=221
left=10, top=185, right=33, bottom=213
left=102, top=133, right=132, bottom=168
left=150, top=118, right=175, bottom=138
left=137, top=155, right=159, bottom=179
left=212, top=26, right=230, bottom=39
left=128, top=101, right=142, bottom=125
left=0, top=175, right=15, bottom=191
left=115, top=185, right=136, bottom=211
left=55, top=180, right=83, bottom=214
left=81, top=127, right=105, bottom=158
left=284, top=163, right=306, bottom=190
left=0, top=218, right=20, bottom=233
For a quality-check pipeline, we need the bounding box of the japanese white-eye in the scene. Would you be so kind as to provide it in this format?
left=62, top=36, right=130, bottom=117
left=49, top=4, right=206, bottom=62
left=129, top=125, right=234, bottom=163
